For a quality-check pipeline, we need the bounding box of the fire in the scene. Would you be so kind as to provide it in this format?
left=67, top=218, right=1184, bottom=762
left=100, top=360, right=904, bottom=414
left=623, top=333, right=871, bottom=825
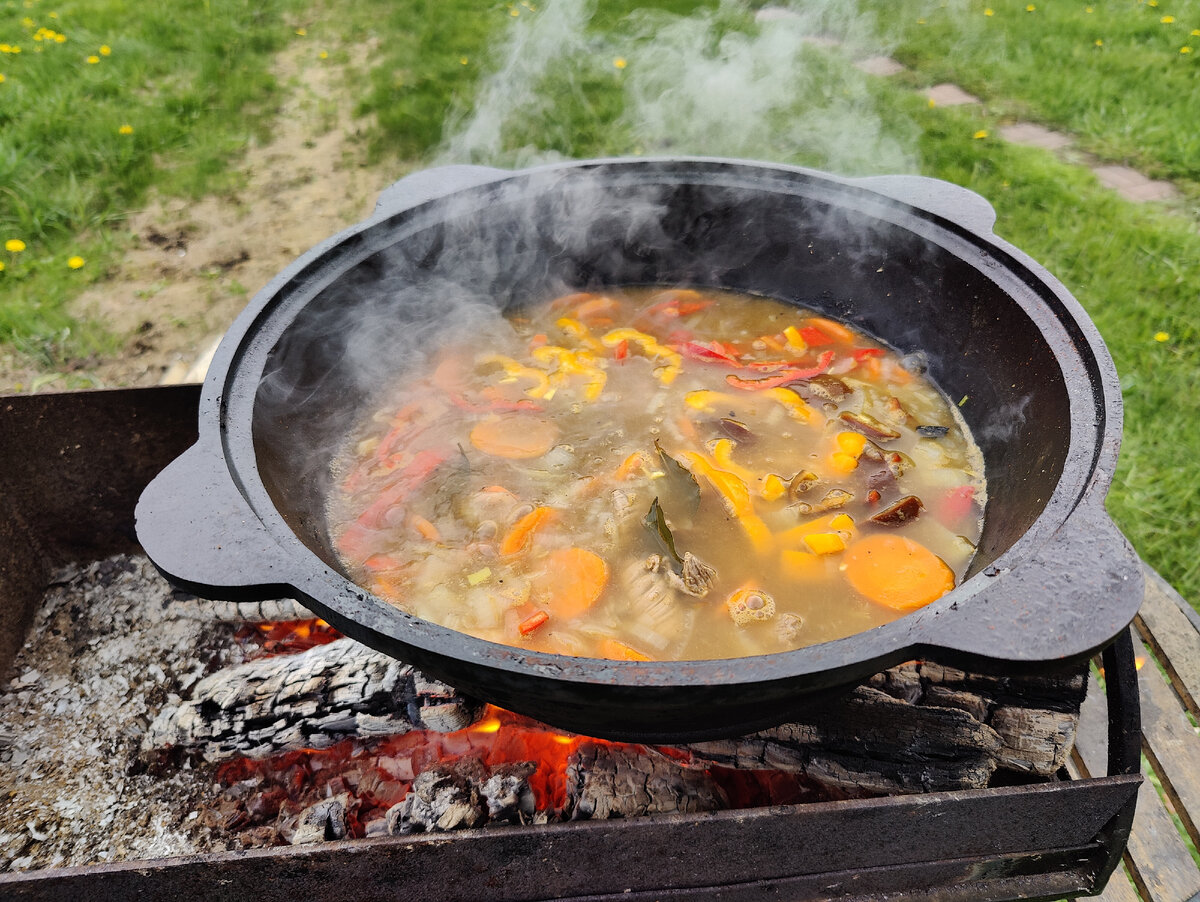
left=237, top=618, right=342, bottom=657
left=1135, top=656, right=1146, bottom=671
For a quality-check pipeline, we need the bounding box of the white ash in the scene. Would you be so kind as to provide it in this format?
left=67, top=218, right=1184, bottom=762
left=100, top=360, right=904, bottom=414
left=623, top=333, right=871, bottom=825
left=0, top=555, right=255, bottom=872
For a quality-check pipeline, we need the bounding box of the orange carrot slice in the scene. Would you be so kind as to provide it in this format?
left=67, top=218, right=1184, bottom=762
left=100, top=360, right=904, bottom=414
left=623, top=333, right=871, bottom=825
left=500, top=506, right=557, bottom=556
left=597, top=638, right=651, bottom=661
left=843, top=534, right=955, bottom=611
left=533, top=548, right=609, bottom=619
left=469, top=414, right=559, bottom=459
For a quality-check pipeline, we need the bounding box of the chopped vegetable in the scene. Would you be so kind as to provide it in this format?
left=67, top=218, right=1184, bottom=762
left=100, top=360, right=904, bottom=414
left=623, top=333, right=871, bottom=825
left=467, top=566, right=493, bottom=586
left=843, top=534, right=955, bottom=610
left=518, top=610, right=550, bottom=636
left=839, top=410, right=902, bottom=441
left=803, top=532, right=846, bottom=555
left=798, top=325, right=835, bottom=347
left=500, top=506, right=557, bottom=555
left=725, top=350, right=835, bottom=390
left=469, top=415, right=559, bottom=459
left=805, top=316, right=858, bottom=343
left=533, top=548, right=609, bottom=619
left=597, top=638, right=651, bottom=661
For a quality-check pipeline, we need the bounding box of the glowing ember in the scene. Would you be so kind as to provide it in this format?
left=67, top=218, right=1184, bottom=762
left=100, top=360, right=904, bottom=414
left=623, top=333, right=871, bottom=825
left=236, top=618, right=342, bottom=657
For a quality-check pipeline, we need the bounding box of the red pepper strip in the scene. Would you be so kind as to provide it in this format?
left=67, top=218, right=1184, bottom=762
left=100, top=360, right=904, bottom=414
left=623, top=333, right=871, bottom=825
left=724, top=350, right=835, bottom=390
left=938, top=485, right=978, bottom=526
left=613, top=339, right=629, bottom=360
left=446, top=390, right=541, bottom=414
left=799, top=326, right=835, bottom=347
left=743, top=360, right=804, bottom=372
left=356, top=449, right=448, bottom=529
left=642, top=296, right=714, bottom=320
left=675, top=340, right=743, bottom=367
left=375, top=402, right=426, bottom=463
left=853, top=348, right=886, bottom=360
left=518, top=610, right=550, bottom=636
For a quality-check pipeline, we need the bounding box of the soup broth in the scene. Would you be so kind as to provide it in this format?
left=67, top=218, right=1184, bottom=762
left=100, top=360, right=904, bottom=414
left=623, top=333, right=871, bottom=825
left=328, top=288, right=985, bottom=661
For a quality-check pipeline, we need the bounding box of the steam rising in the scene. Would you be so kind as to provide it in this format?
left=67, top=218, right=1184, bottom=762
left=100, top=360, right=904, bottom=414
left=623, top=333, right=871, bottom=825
left=438, top=0, right=918, bottom=175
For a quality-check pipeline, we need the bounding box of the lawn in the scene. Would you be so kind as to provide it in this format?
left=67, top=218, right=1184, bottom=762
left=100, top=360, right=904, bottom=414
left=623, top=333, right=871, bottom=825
left=2, top=0, right=1198, bottom=604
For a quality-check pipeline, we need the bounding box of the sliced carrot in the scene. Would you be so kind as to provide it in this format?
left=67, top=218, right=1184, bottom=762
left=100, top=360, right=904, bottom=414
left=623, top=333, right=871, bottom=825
left=363, top=553, right=404, bottom=572
left=518, top=610, right=550, bottom=636
left=843, top=534, right=955, bottom=611
left=597, top=638, right=651, bottom=661
left=615, top=451, right=645, bottom=480
left=500, top=506, right=557, bottom=556
left=532, top=547, right=609, bottom=619
left=469, top=414, right=559, bottom=459
left=410, top=514, right=441, bottom=542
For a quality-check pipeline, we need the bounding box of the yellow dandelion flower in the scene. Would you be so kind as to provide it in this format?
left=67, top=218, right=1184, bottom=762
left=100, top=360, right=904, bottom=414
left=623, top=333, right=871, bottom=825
left=6, top=239, right=27, bottom=253
left=613, top=57, right=627, bottom=69
left=0, top=45, right=10, bottom=53
left=917, top=17, right=927, bottom=24
left=1025, top=4, right=1035, bottom=11
left=86, top=54, right=98, bottom=63
left=33, top=32, right=43, bottom=42
left=99, top=44, right=111, bottom=55
left=49, top=11, right=59, bottom=18
left=54, top=33, right=65, bottom=43
left=1086, top=6, right=1094, bottom=12
left=1182, top=45, right=1194, bottom=53
left=510, top=7, right=519, bottom=15
left=12, top=46, right=21, bottom=54
left=1148, top=0, right=1158, bottom=6
left=318, top=50, right=328, bottom=59
left=0, top=74, right=5, bottom=83
left=118, top=123, right=133, bottom=135
left=21, top=17, right=33, bottom=27
left=0, top=261, right=5, bottom=272
left=1192, top=29, right=1200, bottom=36
left=459, top=56, right=469, bottom=65
left=1161, top=15, right=1175, bottom=23
left=295, top=28, right=307, bottom=36
left=1154, top=332, right=1170, bottom=342
left=67, top=255, right=85, bottom=269
left=984, top=8, right=994, bottom=15
left=927, top=97, right=936, bottom=107
left=973, top=129, right=988, bottom=139
left=1094, top=38, right=1104, bottom=46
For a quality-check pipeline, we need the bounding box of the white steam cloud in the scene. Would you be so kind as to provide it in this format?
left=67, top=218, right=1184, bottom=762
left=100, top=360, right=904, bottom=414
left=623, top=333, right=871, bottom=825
left=438, top=0, right=919, bottom=175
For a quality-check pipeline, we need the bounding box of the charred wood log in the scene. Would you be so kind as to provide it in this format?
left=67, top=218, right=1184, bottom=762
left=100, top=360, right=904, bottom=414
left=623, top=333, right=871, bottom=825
left=386, top=759, right=537, bottom=834
left=567, top=742, right=728, bottom=819
left=682, top=661, right=1085, bottom=795
left=143, top=637, right=482, bottom=761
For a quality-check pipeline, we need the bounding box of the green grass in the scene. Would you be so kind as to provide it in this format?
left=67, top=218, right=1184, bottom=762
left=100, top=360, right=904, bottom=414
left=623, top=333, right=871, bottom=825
left=850, top=0, right=1200, bottom=185
left=0, top=0, right=306, bottom=350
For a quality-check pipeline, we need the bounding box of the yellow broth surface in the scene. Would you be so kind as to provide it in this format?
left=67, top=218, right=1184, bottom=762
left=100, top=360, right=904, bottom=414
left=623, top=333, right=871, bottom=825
left=328, top=289, right=985, bottom=661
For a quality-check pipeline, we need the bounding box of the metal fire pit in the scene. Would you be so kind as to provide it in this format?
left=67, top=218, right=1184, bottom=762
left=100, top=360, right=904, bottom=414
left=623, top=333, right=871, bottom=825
left=0, top=387, right=1142, bottom=901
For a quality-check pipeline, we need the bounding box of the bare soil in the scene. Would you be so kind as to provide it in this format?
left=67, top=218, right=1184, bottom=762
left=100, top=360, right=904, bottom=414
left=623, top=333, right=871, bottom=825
left=12, top=40, right=404, bottom=391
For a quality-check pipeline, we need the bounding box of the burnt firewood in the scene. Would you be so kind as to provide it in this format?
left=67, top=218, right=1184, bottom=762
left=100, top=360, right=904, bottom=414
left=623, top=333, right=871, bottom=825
left=143, top=637, right=482, bottom=761
left=566, top=742, right=728, bottom=820
left=385, top=758, right=537, bottom=834
left=288, top=795, right=349, bottom=845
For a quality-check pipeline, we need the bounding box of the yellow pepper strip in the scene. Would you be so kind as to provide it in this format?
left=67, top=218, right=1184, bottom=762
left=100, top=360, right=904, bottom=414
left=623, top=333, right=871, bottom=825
left=679, top=450, right=774, bottom=554
left=778, top=513, right=856, bottom=551
left=601, top=327, right=683, bottom=384
left=531, top=345, right=607, bottom=400
left=830, top=513, right=855, bottom=531
left=780, top=549, right=824, bottom=580
left=835, top=431, right=868, bottom=455
left=685, top=389, right=737, bottom=412
left=555, top=316, right=606, bottom=354
left=830, top=451, right=859, bottom=473
left=480, top=354, right=551, bottom=398
left=761, top=473, right=788, bottom=502
left=763, top=387, right=813, bottom=423
left=804, top=532, right=846, bottom=555
left=782, top=325, right=808, bottom=353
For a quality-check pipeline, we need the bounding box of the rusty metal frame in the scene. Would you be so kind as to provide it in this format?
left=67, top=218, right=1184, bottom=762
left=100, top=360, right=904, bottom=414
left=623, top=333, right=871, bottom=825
left=0, top=387, right=1141, bottom=901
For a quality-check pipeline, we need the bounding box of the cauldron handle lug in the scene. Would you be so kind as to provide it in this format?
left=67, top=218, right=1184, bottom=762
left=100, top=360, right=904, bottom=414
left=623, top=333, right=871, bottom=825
left=135, top=441, right=294, bottom=602
left=911, top=502, right=1144, bottom=667
left=373, top=165, right=512, bottom=219
left=847, top=174, right=998, bottom=237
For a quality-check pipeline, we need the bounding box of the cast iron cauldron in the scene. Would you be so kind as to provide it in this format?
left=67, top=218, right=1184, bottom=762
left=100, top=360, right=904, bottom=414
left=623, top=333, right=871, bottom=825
left=136, top=158, right=1142, bottom=742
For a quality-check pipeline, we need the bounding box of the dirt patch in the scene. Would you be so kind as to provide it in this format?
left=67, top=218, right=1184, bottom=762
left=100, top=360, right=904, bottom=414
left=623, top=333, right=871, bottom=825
left=48, top=40, right=404, bottom=389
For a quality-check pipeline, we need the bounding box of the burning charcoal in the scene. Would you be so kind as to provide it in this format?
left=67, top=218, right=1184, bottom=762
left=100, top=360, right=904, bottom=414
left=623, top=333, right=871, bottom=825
left=916, top=425, right=950, bottom=438
left=480, top=761, right=537, bottom=825
left=839, top=411, right=901, bottom=442
left=387, top=766, right=485, bottom=834
left=290, top=795, right=349, bottom=845
left=566, top=743, right=727, bottom=820
left=869, top=495, right=924, bottom=527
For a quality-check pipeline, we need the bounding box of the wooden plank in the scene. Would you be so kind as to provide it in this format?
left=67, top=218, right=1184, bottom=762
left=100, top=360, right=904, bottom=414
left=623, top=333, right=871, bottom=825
left=1136, top=571, right=1200, bottom=723
left=1075, top=672, right=1200, bottom=902
left=1138, top=637, right=1200, bottom=851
